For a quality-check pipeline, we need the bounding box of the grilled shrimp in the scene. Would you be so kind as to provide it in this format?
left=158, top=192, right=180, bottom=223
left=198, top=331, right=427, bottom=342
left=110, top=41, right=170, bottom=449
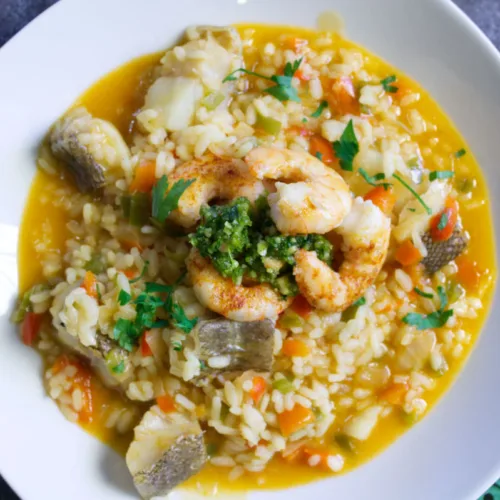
left=245, top=147, right=352, bottom=235
left=294, top=197, right=391, bottom=312
left=187, top=249, right=291, bottom=321
left=168, top=157, right=266, bottom=227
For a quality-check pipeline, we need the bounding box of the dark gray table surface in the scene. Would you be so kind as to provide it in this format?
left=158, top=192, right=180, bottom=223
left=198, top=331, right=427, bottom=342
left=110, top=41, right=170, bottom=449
left=0, top=0, right=499, bottom=499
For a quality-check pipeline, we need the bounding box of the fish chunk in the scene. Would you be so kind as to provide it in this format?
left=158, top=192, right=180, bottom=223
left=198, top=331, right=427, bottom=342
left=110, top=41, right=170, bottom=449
left=185, top=25, right=243, bottom=55
left=194, top=319, right=275, bottom=374
left=126, top=406, right=207, bottom=499
left=421, top=227, right=468, bottom=274
left=50, top=107, right=130, bottom=192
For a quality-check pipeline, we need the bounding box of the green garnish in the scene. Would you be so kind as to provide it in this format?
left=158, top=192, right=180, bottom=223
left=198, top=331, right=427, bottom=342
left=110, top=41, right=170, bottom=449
left=413, top=287, right=434, bottom=299
left=111, top=360, right=125, bottom=374
left=172, top=341, right=183, bottom=352
left=437, top=212, right=449, bottom=231
left=272, top=378, right=294, bottom=394
left=402, top=285, right=453, bottom=330
left=352, top=297, right=366, bottom=307
left=164, top=292, right=198, bottom=333
left=408, top=208, right=416, bottom=213
left=255, top=113, right=282, bottom=135
left=11, top=284, right=49, bottom=323
left=118, top=290, right=131, bottom=306
left=311, top=100, right=328, bottom=118
left=333, top=120, right=359, bottom=171
left=392, top=173, right=432, bottom=215
left=335, top=433, right=355, bottom=452
left=189, top=197, right=333, bottom=297
left=126, top=193, right=150, bottom=227
left=342, top=296, right=366, bottom=322
left=407, top=157, right=420, bottom=169
left=380, top=75, right=398, bottom=93
left=129, top=260, right=149, bottom=284
left=315, top=152, right=323, bottom=161
left=301, top=118, right=308, bottom=123
left=223, top=58, right=303, bottom=103
left=454, top=148, right=467, bottom=158
left=429, top=170, right=454, bottom=181
left=85, top=254, right=106, bottom=274
left=358, top=168, right=391, bottom=190
left=152, top=175, right=195, bottom=225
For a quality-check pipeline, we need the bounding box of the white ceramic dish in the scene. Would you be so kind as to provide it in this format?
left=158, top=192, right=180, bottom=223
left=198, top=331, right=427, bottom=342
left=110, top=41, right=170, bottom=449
left=0, top=0, right=499, bottom=499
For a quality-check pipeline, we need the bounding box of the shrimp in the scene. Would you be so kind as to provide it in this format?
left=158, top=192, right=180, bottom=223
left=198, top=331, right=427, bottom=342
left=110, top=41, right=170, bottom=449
left=187, top=249, right=291, bottom=321
left=168, top=156, right=265, bottom=227
left=294, top=197, right=391, bottom=312
left=245, top=147, right=352, bottom=235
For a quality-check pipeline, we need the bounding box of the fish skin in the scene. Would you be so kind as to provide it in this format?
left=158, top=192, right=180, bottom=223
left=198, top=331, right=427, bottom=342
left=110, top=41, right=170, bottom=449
left=421, top=227, right=469, bottom=274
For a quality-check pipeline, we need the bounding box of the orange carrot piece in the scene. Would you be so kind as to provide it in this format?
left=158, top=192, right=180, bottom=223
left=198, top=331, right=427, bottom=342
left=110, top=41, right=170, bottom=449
left=22, top=312, right=43, bottom=346
left=380, top=382, right=408, bottom=405
left=430, top=198, right=458, bottom=242
left=294, top=69, right=311, bottom=82
left=282, top=338, right=311, bottom=358
left=456, top=256, right=481, bottom=290
left=130, top=161, right=157, bottom=193
left=249, top=376, right=267, bottom=403
left=364, top=186, right=396, bottom=215
left=141, top=332, right=153, bottom=357
left=278, top=404, right=314, bottom=437
left=309, top=135, right=335, bottom=165
left=157, top=394, right=177, bottom=413
left=395, top=240, right=422, bottom=267
left=291, top=294, right=313, bottom=318
left=327, top=76, right=359, bottom=116
left=82, top=271, right=98, bottom=299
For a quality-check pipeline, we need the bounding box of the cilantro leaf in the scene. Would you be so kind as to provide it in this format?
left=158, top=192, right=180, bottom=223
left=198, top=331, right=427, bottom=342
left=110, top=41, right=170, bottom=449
left=352, top=296, right=366, bottom=307
left=129, top=260, right=149, bottom=284
left=118, top=290, right=131, bottom=306
left=113, top=318, right=140, bottom=352
left=284, top=58, right=303, bottom=77
left=392, top=173, right=432, bottom=215
left=264, top=83, right=300, bottom=102
left=152, top=176, right=195, bottom=224
left=164, top=293, right=198, bottom=333
left=381, top=75, right=398, bottom=93
left=429, top=170, right=454, bottom=181
left=413, top=287, right=434, bottom=299
left=112, top=361, right=125, bottom=374
left=315, top=152, right=323, bottom=161
left=223, top=68, right=273, bottom=83
left=402, top=310, right=453, bottom=330
left=333, top=120, right=359, bottom=171
left=454, top=148, right=467, bottom=158
left=358, top=168, right=392, bottom=190
left=311, top=100, right=328, bottom=118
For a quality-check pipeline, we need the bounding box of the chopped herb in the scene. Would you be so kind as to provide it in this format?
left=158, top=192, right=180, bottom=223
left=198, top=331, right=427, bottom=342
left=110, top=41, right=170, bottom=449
left=437, top=285, right=448, bottom=311
left=458, top=177, right=476, bottom=194
left=85, top=254, right=106, bottom=274
left=454, top=148, right=467, bottom=158
left=381, top=74, right=398, bottom=93
left=352, top=297, right=366, bottom=307
left=333, top=120, right=359, bottom=171
left=429, top=170, right=454, bottom=181
left=118, top=290, right=131, bottom=306
left=335, top=433, right=355, bottom=452
left=311, top=100, right=328, bottom=118
left=315, top=151, right=323, bottom=161
left=111, top=360, right=125, bottom=374
left=164, top=292, right=198, bottom=333
left=223, top=58, right=303, bottom=103
left=301, top=118, right=308, bottom=123
left=358, top=168, right=391, bottom=190
left=272, top=378, right=294, bottom=394
left=152, top=175, right=195, bottom=224
left=402, top=285, right=453, bottom=330
left=408, top=208, right=416, bottom=213
left=128, top=193, right=150, bottom=227
left=129, top=260, right=150, bottom=284
left=413, top=287, right=434, bottom=299
left=407, top=157, right=420, bottom=169
left=172, top=341, right=183, bottom=352
left=113, top=318, right=139, bottom=352
left=199, top=360, right=207, bottom=370
left=392, top=173, right=432, bottom=215
left=96, top=284, right=102, bottom=301
left=437, top=212, right=449, bottom=231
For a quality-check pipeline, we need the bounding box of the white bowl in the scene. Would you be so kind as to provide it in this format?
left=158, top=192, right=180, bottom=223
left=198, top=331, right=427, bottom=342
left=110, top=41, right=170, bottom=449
left=0, top=0, right=499, bottom=499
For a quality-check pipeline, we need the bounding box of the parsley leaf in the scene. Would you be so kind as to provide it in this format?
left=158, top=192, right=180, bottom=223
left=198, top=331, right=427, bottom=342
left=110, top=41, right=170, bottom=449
left=129, top=260, right=149, bottom=284
left=311, top=100, right=328, bottom=118
left=392, top=173, right=432, bottom=215
left=381, top=75, right=398, bottom=93
left=402, top=310, right=453, bottom=330
left=454, top=148, right=467, bottom=158
left=437, top=285, right=448, bottom=311
left=352, top=297, right=366, bottom=307
left=172, top=341, right=183, bottom=352
left=118, top=290, right=131, bottom=306
left=437, top=212, right=449, bottom=231
left=429, top=170, right=454, bottom=181
left=223, top=68, right=272, bottom=83
left=413, top=287, right=434, bottom=299
left=164, top=293, right=198, bottom=333
left=113, top=318, right=140, bottom=352
left=152, top=175, right=195, bottom=224
left=112, top=361, right=125, bottom=374
left=333, top=120, right=359, bottom=171
left=315, top=151, right=323, bottom=161
left=265, top=83, right=299, bottom=102
left=359, top=168, right=392, bottom=190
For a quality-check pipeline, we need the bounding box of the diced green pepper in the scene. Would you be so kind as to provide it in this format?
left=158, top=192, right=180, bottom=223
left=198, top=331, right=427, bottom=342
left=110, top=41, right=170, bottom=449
left=272, top=377, right=294, bottom=394
left=334, top=433, right=355, bottom=452
left=11, top=284, right=48, bottom=323
left=447, top=280, right=465, bottom=304
left=129, top=193, right=150, bottom=227
left=256, top=112, right=282, bottom=136
left=121, top=195, right=131, bottom=219
left=458, top=177, right=476, bottom=194
left=279, top=310, right=303, bottom=329
left=85, top=254, right=106, bottom=274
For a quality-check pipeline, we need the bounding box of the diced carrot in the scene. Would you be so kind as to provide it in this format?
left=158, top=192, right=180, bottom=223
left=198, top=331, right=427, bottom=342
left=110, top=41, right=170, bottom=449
left=122, top=239, right=143, bottom=252
left=326, top=76, right=359, bottom=116
left=430, top=198, right=458, bottom=242
left=291, top=294, right=313, bottom=318
left=141, top=332, right=153, bottom=357
left=294, top=69, right=311, bottom=82
left=249, top=376, right=267, bottom=403
left=456, top=256, right=481, bottom=290
left=123, top=269, right=137, bottom=279
left=157, top=394, right=177, bottom=413
left=302, top=446, right=332, bottom=469
left=130, top=160, right=157, bottom=193
left=286, top=37, right=309, bottom=52
left=82, top=271, right=98, bottom=299
left=288, top=126, right=313, bottom=137
left=278, top=404, right=314, bottom=437
left=364, top=186, right=396, bottom=215
left=395, top=240, right=422, bottom=267
left=309, top=135, right=335, bottom=165
left=283, top=338, right=311, bottom=357
left=380, top=382, right=408, bottom=405
left=22, top=312, right=43, bottom=346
